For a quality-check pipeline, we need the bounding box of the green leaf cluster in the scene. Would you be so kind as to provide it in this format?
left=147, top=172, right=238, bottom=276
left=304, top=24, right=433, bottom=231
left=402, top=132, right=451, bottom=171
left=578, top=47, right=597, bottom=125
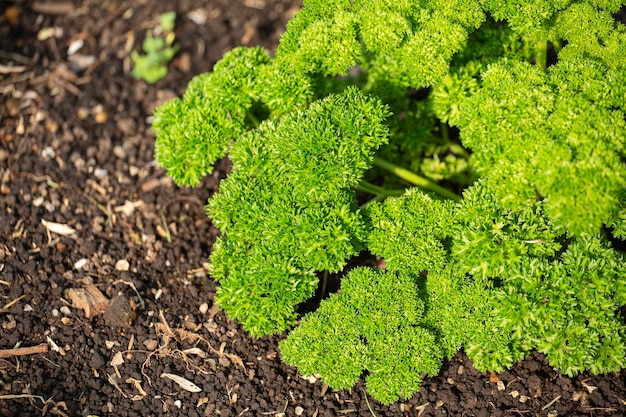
left=455, top=181, right=626, bottom=375
left=152, top=47, right=271, bottom=187
left=207, top=87, right=389, bottom=336
left=280, top=267, right=441, bottom=405
left=152, top=0, right=626, bottom=405
left=131, top=11, right=179, bottom=84
left=457, top=58, right=626, bottom=235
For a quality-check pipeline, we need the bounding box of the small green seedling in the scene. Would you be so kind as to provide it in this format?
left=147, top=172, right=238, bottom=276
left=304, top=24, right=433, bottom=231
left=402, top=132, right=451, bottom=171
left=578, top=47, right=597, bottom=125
left=131, top=11, right=178, bottom=84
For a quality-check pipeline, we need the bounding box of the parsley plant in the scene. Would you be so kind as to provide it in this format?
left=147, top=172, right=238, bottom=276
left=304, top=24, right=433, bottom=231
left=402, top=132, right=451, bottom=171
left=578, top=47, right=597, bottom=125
left=153, top=0, right=626, bottom=404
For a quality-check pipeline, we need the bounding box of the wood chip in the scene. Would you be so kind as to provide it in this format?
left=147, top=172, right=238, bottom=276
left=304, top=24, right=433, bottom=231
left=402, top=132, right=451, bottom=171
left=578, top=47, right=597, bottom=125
left=66, top=285, right=109, bottom=318
left=160, top=373, right=202, bottom=393
left=140, top=178, right=161, bottom=192
left=31, top=2, right=74, bottom=15
left=37, top=27, right=63, bottom=41
left=0, top=65, right=27, bottom=74
left=41, top=219, right=76, bottom=236
left=114, top=200, right=143, bottom=216
left=243, top=0, right=266, bottom=9
left=4, top=6, right=21, bottom=24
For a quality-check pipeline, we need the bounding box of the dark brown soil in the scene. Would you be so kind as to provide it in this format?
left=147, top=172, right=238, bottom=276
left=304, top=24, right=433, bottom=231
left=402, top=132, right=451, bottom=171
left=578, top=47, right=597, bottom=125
left=0, top=1, right=625, bottom=416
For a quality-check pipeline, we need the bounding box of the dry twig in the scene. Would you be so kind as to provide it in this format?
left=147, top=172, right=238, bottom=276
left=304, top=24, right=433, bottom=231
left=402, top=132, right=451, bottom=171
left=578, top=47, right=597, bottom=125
left=0, top=343, right=48, bottom=359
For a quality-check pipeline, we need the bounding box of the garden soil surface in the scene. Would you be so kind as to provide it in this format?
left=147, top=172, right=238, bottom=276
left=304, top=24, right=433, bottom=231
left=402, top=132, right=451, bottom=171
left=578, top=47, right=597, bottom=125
left=1, top=1, right=625, bottom=416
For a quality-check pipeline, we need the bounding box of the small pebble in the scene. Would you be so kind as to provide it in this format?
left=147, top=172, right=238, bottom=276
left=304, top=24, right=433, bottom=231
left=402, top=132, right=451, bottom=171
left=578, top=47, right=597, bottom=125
left=112, top=145, right=126, bottom=159
left=67, top=39, right=84, bottom=56
left=295, top=406, right=304, bottom=416
left=41, top=146, right=55, bottom=159
left=199, top=302, right=209, bottom=314
left=94, top=168, right=108, bottom=178
left=143, top=339, right=159, bottom=351
left=74, top=258, right=88, bottom=270
left=115, top=259, right=130, bottom=271
left=94, top=110, right=108, bottom=124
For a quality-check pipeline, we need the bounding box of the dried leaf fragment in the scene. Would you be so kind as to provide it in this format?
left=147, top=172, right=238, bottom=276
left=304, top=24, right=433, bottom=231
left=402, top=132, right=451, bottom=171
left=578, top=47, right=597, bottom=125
left=182, top=347, right=207, bottom=358
left=110, top=351, right=124, bottom=367
left=126, top=377, right=148, bottom=399
left=46, top=336, right=65, bottom=356
left=160, top=373, right=202, bottom=392
left=581, top=380, right=597, bottom=393
left=67, top=285, right=109, bottom=318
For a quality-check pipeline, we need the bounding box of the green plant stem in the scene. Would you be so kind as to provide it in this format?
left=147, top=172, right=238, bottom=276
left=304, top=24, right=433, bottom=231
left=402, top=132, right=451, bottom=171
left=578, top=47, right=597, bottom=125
left=319, top=270, right=328, bottom=299
left=441, top=122, right=450, bottom=142
left=535, top=40, right=547, bottom=69
left=357, top=180, right=405, bottom=197
left=245, top=111, right=261, bottom=127
left=552, top=40, right=563, bottom=54
left=372, top=156, right=462, bottom=202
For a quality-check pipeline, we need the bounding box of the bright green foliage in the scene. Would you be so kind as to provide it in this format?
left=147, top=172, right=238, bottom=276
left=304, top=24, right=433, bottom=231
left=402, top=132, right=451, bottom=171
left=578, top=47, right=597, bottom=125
left=607, top=189, right=626, bottom=239
left=131, top=12, right=178, bottom=84
left=152, top=0, right=626, bottom=405
left=452, top=179, right=565, bottom=280
left=280, top=267, right=442, bottom=404
left=365, top=189, right=500, bottom=363
left=206, top=87, right=389, bottom=336
left=153, top=47, right=270, bottom=186
left=452, top=181, right=626, bottom=375
left=491, top=236, right=626, bottom=376
left=457, top=59, right=626, bottom=235
left=367, top=188, right=455, bottom=275
left=278, top=0, right=484, bottom=88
